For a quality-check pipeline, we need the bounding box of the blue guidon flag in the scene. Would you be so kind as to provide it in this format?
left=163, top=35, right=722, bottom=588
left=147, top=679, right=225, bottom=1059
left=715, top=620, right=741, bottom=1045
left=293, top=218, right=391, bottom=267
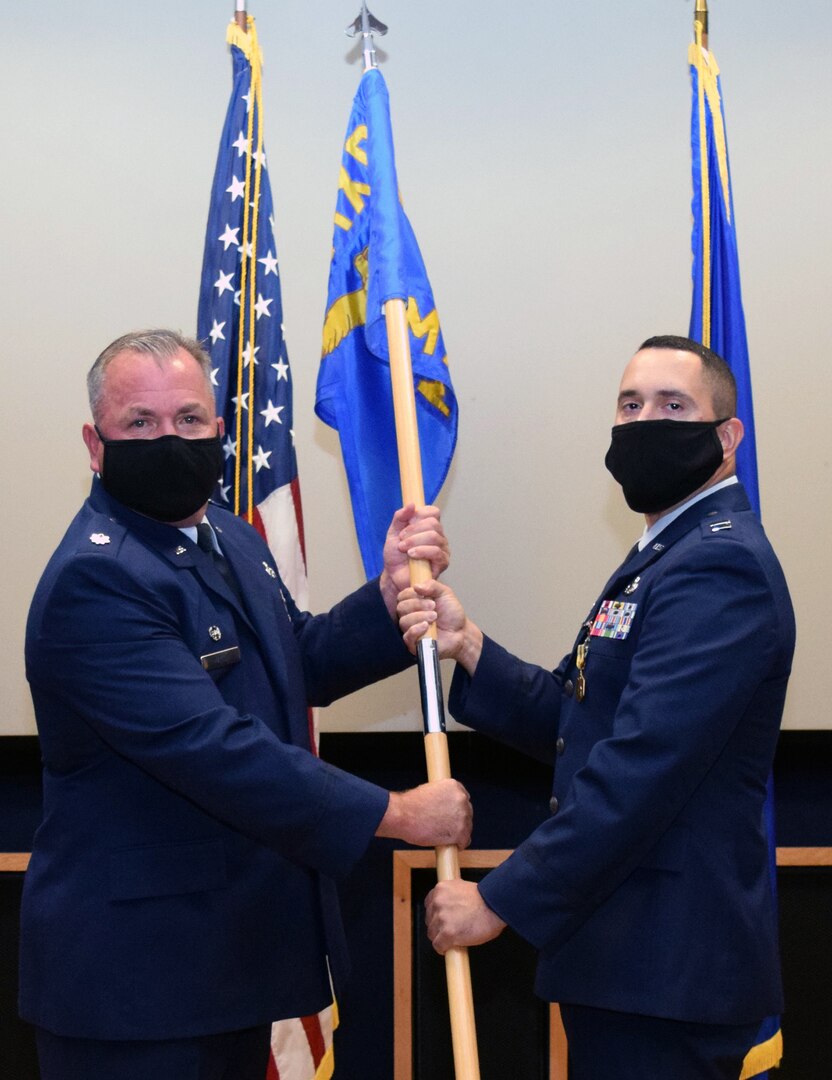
left=316, top=66, right=458, bottom=579
left=688, top=30, right=779, bottom=1080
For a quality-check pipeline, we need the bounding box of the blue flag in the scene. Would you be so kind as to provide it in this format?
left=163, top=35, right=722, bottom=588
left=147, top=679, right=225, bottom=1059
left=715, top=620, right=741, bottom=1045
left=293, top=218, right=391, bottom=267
left=315, top=67, right=457, bottom=579
left=688, top=39, right=780, bottom=1080
left=197, top=17, right=309, bottom=609
left=688, top=42, right=759, bottom=515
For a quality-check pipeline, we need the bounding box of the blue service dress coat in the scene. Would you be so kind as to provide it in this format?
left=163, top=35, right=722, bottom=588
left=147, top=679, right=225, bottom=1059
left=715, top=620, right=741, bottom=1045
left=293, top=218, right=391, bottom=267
left=21, top=481, right=412, bottom=1040
left=449, top=483, right=795, bottom=1025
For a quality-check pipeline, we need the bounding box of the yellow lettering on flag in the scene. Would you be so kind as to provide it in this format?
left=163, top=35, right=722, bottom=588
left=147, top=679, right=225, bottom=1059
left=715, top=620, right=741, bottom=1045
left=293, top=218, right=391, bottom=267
left=345, top=125, right=368, bottom=165
left=339, top=167, right=371, bottom=215
left=417, top=378, right=451, bottom=418
left=406, top=297, right=441, bottom=357
left=407, top=298, right=450, bottom=416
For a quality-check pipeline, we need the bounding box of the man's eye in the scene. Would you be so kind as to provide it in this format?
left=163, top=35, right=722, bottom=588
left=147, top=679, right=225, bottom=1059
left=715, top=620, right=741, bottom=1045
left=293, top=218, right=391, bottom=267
left=667, top=402, right=683, bottom=411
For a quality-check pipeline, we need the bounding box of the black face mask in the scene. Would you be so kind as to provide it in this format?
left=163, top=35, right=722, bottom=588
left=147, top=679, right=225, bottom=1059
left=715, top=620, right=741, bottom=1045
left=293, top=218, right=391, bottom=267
left=97, top=428, right=223, bottom=523
left=604, top=418, right=729, bottom=514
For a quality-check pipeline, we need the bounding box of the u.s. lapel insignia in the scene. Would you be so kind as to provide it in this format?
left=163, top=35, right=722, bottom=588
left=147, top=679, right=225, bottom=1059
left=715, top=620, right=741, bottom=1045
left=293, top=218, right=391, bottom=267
left=208, top=626, right=222, bottom=642
left=175, top=545, right=187, bottom=555
left=652, top=542, right=665, bottom=552
left=623, top=575, right=641, bottom=595
left=263, top=561, right=277, bottom=579
left=89, top=533, right=110, bottom=545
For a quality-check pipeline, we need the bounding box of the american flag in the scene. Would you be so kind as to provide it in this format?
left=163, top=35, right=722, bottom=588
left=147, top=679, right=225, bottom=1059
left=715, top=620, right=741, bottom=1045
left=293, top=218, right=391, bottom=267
left=196, top=16, right=332, bottom=1080
left=197, top=15, right=307, bottom=609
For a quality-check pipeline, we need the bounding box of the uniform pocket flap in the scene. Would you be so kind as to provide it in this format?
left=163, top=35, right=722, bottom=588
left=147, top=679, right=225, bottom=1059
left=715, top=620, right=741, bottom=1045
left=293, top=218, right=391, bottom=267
left=109, top=838, right=227, bottom=901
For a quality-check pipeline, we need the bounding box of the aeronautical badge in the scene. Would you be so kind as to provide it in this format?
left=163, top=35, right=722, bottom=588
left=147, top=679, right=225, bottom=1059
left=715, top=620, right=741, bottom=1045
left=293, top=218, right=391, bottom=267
left=263, top=562, right=277, bottom=579
left=208, top=626, right=222, bottom=642
left=590, top=600, right=637, bottom=640
left=623, top=575, right=641, bottom=595
left=89, top=533, right=110, bottom=545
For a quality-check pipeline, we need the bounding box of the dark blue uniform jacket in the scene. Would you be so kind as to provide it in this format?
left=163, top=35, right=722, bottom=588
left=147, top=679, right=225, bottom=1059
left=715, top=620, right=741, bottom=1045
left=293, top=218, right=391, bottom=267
left=21, top=482, right=410, bottom=1039
left=450, top=483, right=795, bottom=1025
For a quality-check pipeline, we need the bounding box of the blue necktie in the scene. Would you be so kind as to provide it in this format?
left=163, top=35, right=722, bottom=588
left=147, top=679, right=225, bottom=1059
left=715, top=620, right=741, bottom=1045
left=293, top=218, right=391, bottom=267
left=196, top=523, right=242, bottom=605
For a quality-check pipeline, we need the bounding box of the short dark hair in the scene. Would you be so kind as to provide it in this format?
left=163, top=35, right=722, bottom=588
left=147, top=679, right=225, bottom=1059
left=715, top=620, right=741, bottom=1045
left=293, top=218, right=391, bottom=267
left=87, top=329, right=214, bottom=423
left=639, top=334, right=737, bottom=418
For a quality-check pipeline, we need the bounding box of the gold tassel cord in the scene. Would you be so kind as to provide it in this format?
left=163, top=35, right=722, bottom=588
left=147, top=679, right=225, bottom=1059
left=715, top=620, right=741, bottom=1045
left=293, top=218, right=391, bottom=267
left=692, top=20, right=711, bottom=349
left=247, top=44, right=265, bottom=523
left=225, top=15, right=264, bottom=520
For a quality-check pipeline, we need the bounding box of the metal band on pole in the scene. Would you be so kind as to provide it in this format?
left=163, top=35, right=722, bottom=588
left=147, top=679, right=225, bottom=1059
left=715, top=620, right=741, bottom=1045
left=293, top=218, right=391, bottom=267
left=694, top=0, right=709, bottom=51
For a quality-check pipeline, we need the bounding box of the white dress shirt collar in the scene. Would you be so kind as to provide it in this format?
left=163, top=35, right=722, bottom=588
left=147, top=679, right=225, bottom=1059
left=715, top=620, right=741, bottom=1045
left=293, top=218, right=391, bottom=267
left=638, top=475, right=739, bottom=552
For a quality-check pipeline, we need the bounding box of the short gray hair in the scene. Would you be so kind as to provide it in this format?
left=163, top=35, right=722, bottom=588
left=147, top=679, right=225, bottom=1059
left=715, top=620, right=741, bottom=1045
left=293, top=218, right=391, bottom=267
left=87, top=329, right=214, bottom=423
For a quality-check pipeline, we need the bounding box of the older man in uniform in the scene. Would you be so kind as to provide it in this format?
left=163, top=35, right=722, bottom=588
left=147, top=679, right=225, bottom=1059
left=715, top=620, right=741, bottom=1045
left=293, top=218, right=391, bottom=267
left=22, top=329, right=471, bottom=1080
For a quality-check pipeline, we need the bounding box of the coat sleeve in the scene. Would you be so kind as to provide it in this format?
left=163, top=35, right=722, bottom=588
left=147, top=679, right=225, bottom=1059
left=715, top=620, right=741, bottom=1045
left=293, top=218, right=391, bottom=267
left=283, top=577, right=415, bottom=707
left=448, top=635, right=567, bottom=764
left=476, top=539, right=786, bottom=951
left=26, top=555, right=389, bottom=879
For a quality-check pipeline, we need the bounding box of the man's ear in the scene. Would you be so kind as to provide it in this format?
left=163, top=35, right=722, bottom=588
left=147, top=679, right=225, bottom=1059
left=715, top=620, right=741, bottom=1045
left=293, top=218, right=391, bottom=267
left=719, top=417, right=744, bottom=458
left=82, top=423, right=103, bottom=474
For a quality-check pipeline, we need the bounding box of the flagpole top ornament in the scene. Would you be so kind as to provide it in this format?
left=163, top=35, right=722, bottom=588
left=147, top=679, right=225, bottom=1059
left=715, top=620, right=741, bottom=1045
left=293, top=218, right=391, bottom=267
left=346, top=2, right=387, bottom=71
left=694, top=0, right=709, bottom=49
left=234, top=1, right=247, bottom=32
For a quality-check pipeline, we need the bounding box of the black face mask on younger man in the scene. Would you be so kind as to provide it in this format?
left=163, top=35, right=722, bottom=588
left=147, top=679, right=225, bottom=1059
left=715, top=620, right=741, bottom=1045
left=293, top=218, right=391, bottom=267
left=604, top=418, right=728, bottom=514
left=97, top=428, right=223, bottom=523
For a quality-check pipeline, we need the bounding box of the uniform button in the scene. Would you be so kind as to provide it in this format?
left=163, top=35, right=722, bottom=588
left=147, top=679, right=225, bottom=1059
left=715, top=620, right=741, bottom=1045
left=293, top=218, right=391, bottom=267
left=549, top=796, right=559, bottom=815
left=556, top=737, right=565, bottom=755
left=564, top=680, right=574, bottom=697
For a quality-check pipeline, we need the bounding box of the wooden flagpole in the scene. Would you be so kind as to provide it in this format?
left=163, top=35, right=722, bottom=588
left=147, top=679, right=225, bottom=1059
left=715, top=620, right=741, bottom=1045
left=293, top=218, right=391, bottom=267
left=384, top=298, right=481, bottom=1079
left=348, top=8, right=479, bottom=1072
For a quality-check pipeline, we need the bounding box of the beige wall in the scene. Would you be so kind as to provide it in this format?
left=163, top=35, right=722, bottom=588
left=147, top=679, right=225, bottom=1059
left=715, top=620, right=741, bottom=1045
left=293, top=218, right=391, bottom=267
left=2, top=0, right=829, bottom=734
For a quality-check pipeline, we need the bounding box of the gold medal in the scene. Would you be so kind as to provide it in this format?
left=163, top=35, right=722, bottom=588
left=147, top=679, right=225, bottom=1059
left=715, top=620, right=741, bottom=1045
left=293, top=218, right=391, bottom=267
left=575, top=640, right=588, bottom=702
